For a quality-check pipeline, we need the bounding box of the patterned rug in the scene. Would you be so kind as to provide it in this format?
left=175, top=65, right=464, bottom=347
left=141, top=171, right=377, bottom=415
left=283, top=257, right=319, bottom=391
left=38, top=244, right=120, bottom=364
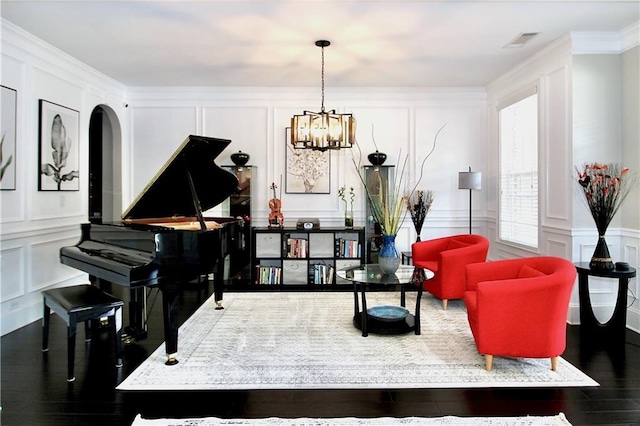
left=131, top=413, right=573, bottom=425
left=117, top=292, right=597, bottom=391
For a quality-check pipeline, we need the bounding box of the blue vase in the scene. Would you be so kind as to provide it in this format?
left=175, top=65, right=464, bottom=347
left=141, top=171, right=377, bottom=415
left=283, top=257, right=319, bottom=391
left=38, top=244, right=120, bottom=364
left=379, top=235, right=400, bottom=274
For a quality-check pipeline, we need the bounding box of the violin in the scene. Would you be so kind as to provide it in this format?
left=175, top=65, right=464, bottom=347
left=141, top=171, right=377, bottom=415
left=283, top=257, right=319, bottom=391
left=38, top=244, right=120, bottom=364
left=268, top=182, right=284, bottom=227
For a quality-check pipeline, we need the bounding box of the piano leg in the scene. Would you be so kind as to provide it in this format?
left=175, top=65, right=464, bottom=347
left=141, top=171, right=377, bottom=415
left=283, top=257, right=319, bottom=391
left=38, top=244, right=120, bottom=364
left=160, top=283, right=180, bottom=365
left=214, top=259, right=225, bottom=310
left=125, top=287, right=148, bottom=341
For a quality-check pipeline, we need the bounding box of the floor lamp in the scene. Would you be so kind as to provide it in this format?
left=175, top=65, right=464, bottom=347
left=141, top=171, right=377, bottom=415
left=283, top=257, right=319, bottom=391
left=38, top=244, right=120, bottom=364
left=458, top=167, right=482, bottom=234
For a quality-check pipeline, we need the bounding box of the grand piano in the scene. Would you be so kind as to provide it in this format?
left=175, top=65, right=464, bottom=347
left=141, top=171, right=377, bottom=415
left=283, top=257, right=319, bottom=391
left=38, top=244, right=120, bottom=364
left=60, top=135, right=241, bottom=365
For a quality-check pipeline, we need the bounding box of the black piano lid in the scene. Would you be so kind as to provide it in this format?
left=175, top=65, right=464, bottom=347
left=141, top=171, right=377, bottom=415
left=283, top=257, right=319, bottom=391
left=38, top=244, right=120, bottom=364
left=122, top=135, right=238, bottom=220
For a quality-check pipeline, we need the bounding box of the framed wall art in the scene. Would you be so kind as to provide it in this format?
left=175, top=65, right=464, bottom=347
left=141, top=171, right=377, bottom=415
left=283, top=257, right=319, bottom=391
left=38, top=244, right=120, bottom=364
left=285, top=127, right=330, bottom=194
left=38, top=99, right=80, bottom=191
left=1, top=85, right=17, bottom=190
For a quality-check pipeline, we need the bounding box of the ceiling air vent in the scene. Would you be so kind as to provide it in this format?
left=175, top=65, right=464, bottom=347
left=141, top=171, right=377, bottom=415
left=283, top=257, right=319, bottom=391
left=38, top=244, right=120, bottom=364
left=504, top=32, right=539, bottom=48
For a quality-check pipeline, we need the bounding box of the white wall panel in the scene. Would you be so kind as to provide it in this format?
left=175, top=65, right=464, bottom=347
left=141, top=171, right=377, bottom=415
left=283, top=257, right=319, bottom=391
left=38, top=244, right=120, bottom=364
left=543, top=66, right=572, bottom=224
left=204, top=106, right=269, bottom=217
left=0, top=246, right=25, bottom=302
left=203, top=107, right=268, bottom=162
left=415, top=106, right=486, bottom=224
left=29, top=236, right=80, bottom=291
left=130, top=106, right=198, bottom=198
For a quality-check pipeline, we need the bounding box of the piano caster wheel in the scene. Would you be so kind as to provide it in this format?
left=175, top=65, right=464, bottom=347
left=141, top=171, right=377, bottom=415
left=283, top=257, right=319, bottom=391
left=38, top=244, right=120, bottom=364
left=165, top=354, right=179, bottom=366
left=215, top=301, right=224, bottom=310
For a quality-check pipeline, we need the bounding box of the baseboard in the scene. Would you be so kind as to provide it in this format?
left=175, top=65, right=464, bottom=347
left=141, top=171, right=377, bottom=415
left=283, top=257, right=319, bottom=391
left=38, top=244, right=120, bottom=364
left=1, top=299, right=42, bottom=336
left=568, top=303, right=640, bottom=334
left=627, top=308, right=640, bottom=334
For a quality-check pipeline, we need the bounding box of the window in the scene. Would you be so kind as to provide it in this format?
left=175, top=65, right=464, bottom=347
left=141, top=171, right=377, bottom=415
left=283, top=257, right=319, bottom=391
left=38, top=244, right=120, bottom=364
left=498, top=90, right=538, bottom=249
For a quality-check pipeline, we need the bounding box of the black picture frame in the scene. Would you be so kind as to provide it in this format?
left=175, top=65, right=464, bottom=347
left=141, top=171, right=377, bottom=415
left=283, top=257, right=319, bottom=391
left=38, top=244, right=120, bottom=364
left=1, top=85, right=17, bottom=190
left=38, top=99, right=80, bottom=191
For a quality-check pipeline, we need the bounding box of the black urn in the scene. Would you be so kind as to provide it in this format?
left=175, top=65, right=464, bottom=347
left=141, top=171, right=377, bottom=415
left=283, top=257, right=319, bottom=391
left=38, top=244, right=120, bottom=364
left=230, top=151, right=250, bottom=166
left=367, top=150, right=387, bottom=166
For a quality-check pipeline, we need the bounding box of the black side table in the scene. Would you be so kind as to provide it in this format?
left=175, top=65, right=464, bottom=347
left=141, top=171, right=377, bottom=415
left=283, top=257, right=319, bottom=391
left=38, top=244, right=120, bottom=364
left=575, top=262, right=636, bottom=341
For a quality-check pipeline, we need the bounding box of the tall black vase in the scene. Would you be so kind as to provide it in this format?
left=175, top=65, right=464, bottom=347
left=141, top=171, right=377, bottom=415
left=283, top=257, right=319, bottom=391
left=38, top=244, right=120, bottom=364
left=589, top=235, right=615, bottom=271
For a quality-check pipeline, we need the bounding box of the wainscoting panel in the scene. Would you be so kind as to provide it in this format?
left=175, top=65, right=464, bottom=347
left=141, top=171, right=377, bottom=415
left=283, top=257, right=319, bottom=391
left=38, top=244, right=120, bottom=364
left=29, top=236, right=82, bottom=292
left=0, top=245, right=25, bottom=302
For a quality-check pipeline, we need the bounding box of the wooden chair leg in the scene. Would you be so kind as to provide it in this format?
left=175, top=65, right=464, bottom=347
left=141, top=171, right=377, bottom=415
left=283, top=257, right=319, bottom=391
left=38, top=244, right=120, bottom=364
left=485, top=355, right=493, bottom=371
left=551, top=356, right=559, bottom=371
left=442, top=299, right=448, bottom=310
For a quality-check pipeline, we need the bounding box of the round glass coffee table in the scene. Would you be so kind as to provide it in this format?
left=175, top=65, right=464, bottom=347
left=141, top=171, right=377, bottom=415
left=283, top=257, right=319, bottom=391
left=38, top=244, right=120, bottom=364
left=336, top=264, right=434, bottom=337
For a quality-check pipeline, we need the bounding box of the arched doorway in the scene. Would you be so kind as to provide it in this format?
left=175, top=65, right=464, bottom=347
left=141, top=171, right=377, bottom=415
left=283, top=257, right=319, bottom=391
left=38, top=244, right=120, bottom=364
left=88, top=105, right=122, bottom=223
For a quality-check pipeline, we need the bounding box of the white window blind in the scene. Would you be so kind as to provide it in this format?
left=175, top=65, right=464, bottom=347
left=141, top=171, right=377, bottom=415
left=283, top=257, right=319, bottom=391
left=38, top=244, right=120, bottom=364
left=498, top=91, right=539, bottom=248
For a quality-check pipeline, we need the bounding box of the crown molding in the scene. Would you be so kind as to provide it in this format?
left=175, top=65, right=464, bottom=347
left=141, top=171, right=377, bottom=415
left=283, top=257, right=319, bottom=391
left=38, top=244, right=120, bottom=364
left=572, top=21, right=639, bottom=54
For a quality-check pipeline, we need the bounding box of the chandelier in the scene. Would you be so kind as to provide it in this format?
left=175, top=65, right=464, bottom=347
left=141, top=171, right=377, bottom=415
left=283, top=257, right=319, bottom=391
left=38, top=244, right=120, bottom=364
left=290, top=40, right=356, bottom=151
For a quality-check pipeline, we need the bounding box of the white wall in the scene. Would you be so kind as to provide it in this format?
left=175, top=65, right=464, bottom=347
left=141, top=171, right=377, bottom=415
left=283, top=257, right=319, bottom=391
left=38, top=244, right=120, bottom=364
left=572, top=35, right=640, bottom=331
left=486, top=27, right=640, bottom=329
left=0, top=20, right=129, bottom=335
left=486, top=36, right=575, bottom=262
left=126, top=87, right=488, bottom=256
left=621, top=45, right=640, bottom=331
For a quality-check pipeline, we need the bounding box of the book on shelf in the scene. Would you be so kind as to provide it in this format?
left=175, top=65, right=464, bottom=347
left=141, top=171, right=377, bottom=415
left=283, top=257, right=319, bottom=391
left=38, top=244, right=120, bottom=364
left=335, top=238, right=360, bottom=258
left=311, top=263, right=335, bottom=285
left=255, top=265, right=282, bottom=285
left=286, top=237, right=308, bottom=258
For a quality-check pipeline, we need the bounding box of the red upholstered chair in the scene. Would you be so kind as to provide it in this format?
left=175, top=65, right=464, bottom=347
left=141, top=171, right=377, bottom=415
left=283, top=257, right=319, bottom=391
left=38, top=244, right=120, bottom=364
left=411, top=234, right=489, bottom=310
left=463, top=256, right=577, bottom=371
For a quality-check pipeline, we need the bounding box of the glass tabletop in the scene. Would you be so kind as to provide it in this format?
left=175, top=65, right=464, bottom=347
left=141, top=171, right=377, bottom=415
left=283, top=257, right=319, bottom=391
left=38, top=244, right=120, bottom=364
left=336, top=264, right=434, bottom=285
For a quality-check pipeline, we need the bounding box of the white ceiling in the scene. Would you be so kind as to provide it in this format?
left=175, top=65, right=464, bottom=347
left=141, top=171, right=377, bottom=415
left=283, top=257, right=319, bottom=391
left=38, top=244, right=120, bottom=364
left=1, top=1, right=638, bottom=87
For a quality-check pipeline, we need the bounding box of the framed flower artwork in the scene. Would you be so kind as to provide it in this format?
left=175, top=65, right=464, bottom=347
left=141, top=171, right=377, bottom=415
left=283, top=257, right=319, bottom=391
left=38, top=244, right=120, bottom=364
left=285, top=127, right=330, bottom=194
left=38, top=100, right=80, bottom=191
left=1, top=85, right=17, bottom=190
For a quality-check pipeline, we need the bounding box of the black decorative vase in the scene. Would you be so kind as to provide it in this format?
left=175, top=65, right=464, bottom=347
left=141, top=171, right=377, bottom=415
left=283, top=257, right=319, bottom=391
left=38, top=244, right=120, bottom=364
left=589, top=235, right=615, bottom=271
left=230, top=151, right=250, bottom=166
left=368, top=150, right=387, bottom=166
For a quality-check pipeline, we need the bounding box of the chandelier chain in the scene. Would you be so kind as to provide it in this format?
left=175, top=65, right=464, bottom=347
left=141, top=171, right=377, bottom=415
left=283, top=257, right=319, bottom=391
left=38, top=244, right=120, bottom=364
left=320, top=44, right=325, bottom=112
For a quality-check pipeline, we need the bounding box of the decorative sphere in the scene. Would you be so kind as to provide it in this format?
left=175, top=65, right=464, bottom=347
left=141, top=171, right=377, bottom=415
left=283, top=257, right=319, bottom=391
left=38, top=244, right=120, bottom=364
left=230, top=151, right=250, bottom=166
left=368, top=150, right=387, bottom=166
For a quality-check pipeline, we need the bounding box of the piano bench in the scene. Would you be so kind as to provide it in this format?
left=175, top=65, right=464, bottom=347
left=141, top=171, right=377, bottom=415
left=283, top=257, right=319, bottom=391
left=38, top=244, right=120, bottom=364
left=41, top=284, right=124, bottom=383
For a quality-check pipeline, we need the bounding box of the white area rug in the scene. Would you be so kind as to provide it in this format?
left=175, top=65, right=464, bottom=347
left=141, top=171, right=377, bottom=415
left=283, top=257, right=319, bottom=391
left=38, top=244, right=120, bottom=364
left=118, top=293, right=597, bottom=390
left=131, top=413, right=572, bottom=425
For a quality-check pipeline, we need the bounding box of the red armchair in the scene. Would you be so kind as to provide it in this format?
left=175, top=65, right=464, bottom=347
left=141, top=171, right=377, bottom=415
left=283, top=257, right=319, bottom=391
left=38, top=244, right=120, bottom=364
left=464, top=256, right=577, bottom=371
left=411, top=234, right=489, bottom=310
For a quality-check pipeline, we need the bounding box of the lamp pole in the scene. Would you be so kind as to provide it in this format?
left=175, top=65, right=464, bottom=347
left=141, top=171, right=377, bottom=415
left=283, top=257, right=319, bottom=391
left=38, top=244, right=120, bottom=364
left=458, top=167, right=482, bottom=234
left=467, top=184, right=473, bottom=234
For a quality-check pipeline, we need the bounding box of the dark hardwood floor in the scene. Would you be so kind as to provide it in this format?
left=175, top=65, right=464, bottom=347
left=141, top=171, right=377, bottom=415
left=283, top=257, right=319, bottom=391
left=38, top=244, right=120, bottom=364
left=2, top=281, right=640, bottom=426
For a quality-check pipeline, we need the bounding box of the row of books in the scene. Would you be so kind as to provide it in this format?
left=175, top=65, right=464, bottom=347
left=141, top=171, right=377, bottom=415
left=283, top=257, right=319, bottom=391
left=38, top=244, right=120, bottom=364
left=255, top=265, right=282, bottom=285
left=254, top=264, right=338, bottom=285
left=311, top=264, right=335, bottom=285
left=285, top=238, right=308, bottom=258
left=335, top=238, right=361, bottom=258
